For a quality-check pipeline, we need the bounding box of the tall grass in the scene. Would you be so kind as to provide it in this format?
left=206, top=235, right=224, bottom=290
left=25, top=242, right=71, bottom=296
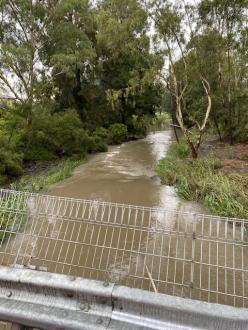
left=11, top=157, right=85, bottom=193
left=157, top=143, right=248, bottom=219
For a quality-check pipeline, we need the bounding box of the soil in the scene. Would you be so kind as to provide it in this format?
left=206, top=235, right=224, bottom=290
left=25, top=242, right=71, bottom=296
left=2, top=159, right=62, bottom=189
left=22, top=159, right=61, bottom=176
left=202, top=139, right=248, bottom=174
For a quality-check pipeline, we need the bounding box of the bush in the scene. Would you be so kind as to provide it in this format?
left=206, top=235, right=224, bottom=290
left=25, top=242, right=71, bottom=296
left=87, top=135, right=108, bottom=153
left=24, top=110, right=92, bottom=160
left=152, top=112, right=171, bottom=127
left=169, top=142, right=190, bottom=159
left=129, top=115, right=149, bottom=137
left=94, top=127, right=110, bottom=140
left=109, top=123, right=128, bottom=144
left=0, top=145, right=23, bottom=183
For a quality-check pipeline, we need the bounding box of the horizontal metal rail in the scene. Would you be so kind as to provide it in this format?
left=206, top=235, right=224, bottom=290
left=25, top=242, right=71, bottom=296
left=0, top=266, right=248, bottom=330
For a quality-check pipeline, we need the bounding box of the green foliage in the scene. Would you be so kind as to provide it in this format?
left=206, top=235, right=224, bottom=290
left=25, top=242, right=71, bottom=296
left=0, top=198, right=27, bottom=243
left=0, top=0, right=247, bottom=198
left=0, top=0, right=163, bottom=187
left=151, top=112, right=171, bottom=128
left=109, top=123, right=128, bottom=144
left=157, top=143, right=248, bottom=219
left=0, top=135, right=23, bottom=184
left=169, top=142, right=190, bottom=159
left=128, top=115, right=150, bottom=137
left=154, top=1, right=248, bottom=144
left=87, top=135, right=108, bottom=153
left=93, top=127, right=110, bottom=140
left=24, top=110, right=91, bottom=160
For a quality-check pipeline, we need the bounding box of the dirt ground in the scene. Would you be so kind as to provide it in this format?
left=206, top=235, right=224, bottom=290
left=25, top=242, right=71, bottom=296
left=203, top=139, right=248, bottom=174
left=2, top=159, right=62, bottom=189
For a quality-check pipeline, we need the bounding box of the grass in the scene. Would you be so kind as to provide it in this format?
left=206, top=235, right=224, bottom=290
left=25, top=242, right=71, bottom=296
left=0, top=199, right=27, bottom=242
left=0, top=157, right=85, bottom=243
left=156, top=142, right=248, bottom=219
left=10, top=157, right=85, bottom=193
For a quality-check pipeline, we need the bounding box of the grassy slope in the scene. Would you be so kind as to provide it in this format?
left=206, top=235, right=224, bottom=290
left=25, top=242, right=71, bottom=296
left=156, top=143, right=248, bottom=219
left=0, top=157, right=85, bottom=241
left=11, top=157, right=85, bottom=193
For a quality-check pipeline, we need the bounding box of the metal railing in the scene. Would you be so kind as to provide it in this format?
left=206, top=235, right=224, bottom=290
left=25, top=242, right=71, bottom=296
left=0, top=188, right=248, bottom=309
left=0, top=266, right=248, bottom=330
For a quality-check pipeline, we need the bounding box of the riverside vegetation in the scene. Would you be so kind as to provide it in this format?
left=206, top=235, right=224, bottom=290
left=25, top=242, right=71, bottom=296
left=6, top=112, right=169, bottom=193
left=0, top=0, right=247, bottom=218
left=157, top=142, right=248, bottom=219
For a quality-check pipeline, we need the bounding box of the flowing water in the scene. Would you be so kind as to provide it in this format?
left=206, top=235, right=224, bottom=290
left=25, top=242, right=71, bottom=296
left=1, top=128, right=247, bottom=308
left=48, top=129, right=203, bottom=213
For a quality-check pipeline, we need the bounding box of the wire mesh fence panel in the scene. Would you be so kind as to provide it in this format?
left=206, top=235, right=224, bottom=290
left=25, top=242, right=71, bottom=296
left=0, top=322, right=11, bottom=330
left=0, top=188, right=248, bottom=308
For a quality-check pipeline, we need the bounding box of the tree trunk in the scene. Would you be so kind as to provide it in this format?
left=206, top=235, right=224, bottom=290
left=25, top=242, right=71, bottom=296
left=170, top=95, right=179, bottom=143
left=213, top=116, right=222, bottom=141
left=187, top=139, right=198, bottom=159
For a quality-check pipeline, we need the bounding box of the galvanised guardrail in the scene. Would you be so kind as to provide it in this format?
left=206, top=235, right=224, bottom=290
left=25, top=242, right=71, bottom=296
left=0, top=266, right=248, bottom=330
left=0, top=189, right=248, bottom=329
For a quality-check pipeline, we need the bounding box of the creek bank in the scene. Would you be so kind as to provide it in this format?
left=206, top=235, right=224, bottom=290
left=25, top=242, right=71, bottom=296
left=156, top=138, right=248, bottom=219
left=8, top=157, right=85, bottom=193
left=201, top=139, right=248, bottom=174
left=2, top=135, right=147, bottom=194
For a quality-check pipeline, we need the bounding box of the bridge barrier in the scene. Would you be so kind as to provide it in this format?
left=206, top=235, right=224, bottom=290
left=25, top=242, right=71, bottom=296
left=0, top=266, right=248, bottom=329
left=0, top=188, right=248, bottom=325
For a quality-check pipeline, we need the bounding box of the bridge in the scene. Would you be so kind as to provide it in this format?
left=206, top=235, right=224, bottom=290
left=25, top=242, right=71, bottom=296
left=0, top=188, right=247, bottom=329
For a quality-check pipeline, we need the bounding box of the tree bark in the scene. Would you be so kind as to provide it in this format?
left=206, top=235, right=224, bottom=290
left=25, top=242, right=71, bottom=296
left=187, top=139, right=198, bottom=159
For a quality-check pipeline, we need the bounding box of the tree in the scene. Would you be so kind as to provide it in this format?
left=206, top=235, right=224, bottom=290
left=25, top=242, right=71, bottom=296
left=151, top=2, right=212, bottom=158
left=0, top=0, right=50, bottom=123
left=199, top=0, right=248, bottom=143
left=41, top=0, right=96, bottom=118
left=95, top=0, right=162, bottom=126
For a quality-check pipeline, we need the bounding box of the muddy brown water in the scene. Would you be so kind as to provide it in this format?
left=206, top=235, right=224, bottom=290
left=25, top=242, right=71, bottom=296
left=48, top=129, right=203, bottom=211
left=0, top=128, right=247, bottom=308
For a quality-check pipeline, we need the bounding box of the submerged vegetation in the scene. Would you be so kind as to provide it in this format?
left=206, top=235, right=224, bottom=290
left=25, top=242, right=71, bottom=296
left=157, top=142, right=248, bottom=219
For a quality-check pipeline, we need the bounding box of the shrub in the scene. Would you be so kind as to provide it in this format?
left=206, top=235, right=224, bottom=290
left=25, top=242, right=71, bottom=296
left=24, top=110, right=92, bottom=160
left=94, top=127, right=110, bottom=140
left=0, top=146, right=23, bottom=183
left=152, top=112, right=171, bottom=127
left=129, top=115, right=149, bottom=137
left=109, top=123, right=128, bottom=144
left=87, top=135, right=108, bottom=153
left=170, top=142, right=190, bottom=159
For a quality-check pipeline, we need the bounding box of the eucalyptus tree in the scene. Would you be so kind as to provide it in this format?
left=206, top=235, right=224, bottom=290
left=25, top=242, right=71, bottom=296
left=0, top=0, right=51, bottom=123
left=96, top=0, right=163, bottom=125
left=199, top=0, right=248, bottom=143
left=41, top=0, right=96, bottom=119
left=148, top=1, right=212, bottom=158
